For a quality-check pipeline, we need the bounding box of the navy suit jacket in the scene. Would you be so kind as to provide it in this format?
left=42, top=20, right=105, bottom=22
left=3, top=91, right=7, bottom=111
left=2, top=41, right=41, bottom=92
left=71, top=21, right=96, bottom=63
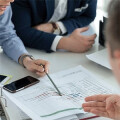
left=11, top=0, right=97, bottom=52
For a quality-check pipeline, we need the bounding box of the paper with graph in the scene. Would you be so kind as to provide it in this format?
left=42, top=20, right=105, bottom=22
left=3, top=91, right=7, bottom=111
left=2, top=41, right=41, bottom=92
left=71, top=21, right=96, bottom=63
left=2, top=66, right=115, bottom=120
left=86, top=49, right=111, bottom=69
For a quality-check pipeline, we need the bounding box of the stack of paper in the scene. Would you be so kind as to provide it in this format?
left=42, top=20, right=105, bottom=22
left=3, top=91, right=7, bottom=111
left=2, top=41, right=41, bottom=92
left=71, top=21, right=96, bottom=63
left=86, top=49, right=111, bottom=69
left=2, top=66, right=115, bottom=120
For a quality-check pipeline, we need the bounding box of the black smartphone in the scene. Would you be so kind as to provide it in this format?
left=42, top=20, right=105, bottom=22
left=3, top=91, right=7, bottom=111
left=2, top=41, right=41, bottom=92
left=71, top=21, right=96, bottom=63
left=3, top=76, right=40, bottom=93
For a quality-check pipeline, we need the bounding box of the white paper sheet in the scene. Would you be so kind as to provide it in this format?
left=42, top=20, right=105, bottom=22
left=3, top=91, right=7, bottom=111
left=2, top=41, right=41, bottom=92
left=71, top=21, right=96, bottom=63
left=77, top=113, right=111, bottom=120
left=2, top=66, right=116, bottom=120
left=2, top=90, right=31, bottom=120
left=81, top=25, right=95, bottom=36
left=86, top=49, right=111, bottom=69
left=57, top=115, right=78, bottom=120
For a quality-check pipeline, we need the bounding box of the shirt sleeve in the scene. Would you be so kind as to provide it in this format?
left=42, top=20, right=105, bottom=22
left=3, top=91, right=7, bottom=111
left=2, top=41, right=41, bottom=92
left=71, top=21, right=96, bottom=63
left=51, top=36, right=63, bottom=51
left=51, top=22, right=66, bottom=51
left=57, top=21, right=67, bottom=35
left=0, top=6, right=28, bottom=63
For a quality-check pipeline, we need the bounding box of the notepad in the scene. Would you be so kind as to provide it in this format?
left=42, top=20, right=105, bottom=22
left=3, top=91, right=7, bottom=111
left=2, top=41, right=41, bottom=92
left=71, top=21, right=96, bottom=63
left=2, top=66, right=116, bottom=120
left=86, top=49, right=111, bottom=69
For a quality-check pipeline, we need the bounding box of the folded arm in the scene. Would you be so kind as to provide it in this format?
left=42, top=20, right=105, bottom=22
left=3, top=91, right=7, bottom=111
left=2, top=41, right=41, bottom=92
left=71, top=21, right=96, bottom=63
left=11, top=2, right=56, bottom=52
left=61, top=0, right=97, bottom=34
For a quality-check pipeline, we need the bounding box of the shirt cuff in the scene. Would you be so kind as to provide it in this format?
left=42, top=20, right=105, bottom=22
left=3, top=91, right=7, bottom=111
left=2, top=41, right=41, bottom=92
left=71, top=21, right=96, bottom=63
left=57, top=21, right=67, bottom=35
left=51, top=36, right=63, bottom=51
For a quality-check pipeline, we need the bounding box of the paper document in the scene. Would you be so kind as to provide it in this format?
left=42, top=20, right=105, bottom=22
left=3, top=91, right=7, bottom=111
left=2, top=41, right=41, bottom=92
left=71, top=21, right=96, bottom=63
left=86, top=49, right=111, bottom=69
left=57, top=115, right=78, bottom=120
left=81, top=25, right=95, bottom=36
left=77, top=113, right=111, bottom=120
left=3, top=90, right=31, bottom=120
left=2, top=66, right=115, bottom=120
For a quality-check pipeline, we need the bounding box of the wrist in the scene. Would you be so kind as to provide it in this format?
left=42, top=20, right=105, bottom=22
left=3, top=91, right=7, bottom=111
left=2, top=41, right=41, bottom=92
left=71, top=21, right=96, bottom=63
left=57, top=37, right=69, bottom=50
left=51, top=22, right=62, bottom=35
left=49, top=23, right=54, bottom=33
left=23, top=57, right=33, bottom=68
left=19, top=54, right=34, bottom=68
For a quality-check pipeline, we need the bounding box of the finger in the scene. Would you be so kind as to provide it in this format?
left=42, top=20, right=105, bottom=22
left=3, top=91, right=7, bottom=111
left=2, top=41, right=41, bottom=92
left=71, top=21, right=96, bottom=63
left=34, top=59, right=50, bottom=72
left=82, top=102, right=106, bottom=108
left=91, top=109, right=108, bottom=118
left=88, top=45, right=93, bottom=49
left=44, top=62, right=50, bottom=73
left=85, top=95, right=111, bottom=102
left=33, top=64, right=44, bottom=73
left=85, top=34, right=97, bottom=41
left=79, top=27, right=89, bottom=33
left=88, top=40, right=95, bottom=44
left=83, top=107, right=106, bottom=113
left=36, top=72, right=46, bottom=77
left=35, top=59, right=46, bottom=65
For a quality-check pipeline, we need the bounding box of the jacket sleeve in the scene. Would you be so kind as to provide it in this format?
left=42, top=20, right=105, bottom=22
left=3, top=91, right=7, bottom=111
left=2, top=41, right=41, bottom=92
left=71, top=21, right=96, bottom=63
left=62, top=0, right=97, bottom=34
left=0, top=6, right=28, bottom=63
left=11, top=2, right=56, bottom=52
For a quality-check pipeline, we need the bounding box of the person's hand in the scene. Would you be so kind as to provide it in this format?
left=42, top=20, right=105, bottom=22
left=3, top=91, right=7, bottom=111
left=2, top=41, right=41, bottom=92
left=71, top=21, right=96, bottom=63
left=23, top=57, right=50, bottom=77
left=57, top=27, right=97, bottom=53
left=82, top=94, right=120, bottom=120
left=33, top=23, right=53, bottom=33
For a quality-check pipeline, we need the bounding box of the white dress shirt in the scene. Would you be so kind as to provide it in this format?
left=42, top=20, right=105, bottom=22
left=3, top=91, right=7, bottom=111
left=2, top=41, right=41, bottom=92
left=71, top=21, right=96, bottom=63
left=49, top=0, right=68, bottom=51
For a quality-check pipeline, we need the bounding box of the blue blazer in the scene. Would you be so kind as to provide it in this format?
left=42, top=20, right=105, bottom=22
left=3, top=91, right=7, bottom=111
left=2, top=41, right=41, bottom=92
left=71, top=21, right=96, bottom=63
left=11, top=0, right=97, bottom=52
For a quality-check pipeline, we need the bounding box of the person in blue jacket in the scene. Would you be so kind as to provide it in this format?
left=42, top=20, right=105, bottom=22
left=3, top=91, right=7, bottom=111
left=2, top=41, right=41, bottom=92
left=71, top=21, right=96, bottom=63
left=11, top=0, right=97, bottom=53
left=0, top=0, right=49, bottom=77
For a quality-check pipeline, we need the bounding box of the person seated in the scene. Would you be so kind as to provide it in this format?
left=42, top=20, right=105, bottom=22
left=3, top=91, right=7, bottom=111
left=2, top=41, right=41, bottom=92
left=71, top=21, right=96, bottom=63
left=82, top=0, right=120, bottom=119
left=0, top=0, right=49, bottom=77
left=11, top=0, right=97, bottom=53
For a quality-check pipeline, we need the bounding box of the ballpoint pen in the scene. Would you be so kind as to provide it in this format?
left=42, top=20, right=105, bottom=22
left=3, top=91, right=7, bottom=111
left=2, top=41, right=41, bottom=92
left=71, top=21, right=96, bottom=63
left=40, top=64, right=62, bottom=96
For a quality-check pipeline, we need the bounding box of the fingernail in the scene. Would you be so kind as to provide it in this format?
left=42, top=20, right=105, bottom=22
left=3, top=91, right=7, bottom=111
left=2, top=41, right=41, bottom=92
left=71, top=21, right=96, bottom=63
left=42, top=68, right=44, bottom=72
left=36, top=72, right=39, bottom=75
left=46, top=70, right=49, bottom=73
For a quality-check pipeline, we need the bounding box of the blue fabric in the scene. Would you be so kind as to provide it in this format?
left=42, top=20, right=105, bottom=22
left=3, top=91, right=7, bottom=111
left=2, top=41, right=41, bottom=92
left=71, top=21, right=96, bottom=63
left=11, top=0, right=97, bottom=52
left=0, top=6, right=28, bottom=62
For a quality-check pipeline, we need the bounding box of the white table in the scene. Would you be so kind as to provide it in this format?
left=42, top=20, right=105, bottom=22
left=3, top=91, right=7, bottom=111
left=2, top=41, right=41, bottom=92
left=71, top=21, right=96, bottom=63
left=0, top=43, right=118, bottom=120
left=0, top=10, right=117, bottom=120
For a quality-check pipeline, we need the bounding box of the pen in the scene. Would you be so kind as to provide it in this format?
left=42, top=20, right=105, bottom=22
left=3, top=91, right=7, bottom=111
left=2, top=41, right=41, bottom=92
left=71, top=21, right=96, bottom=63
left=40, top=64, right=62, bottom=96
left=80, top=115, right=99, bottom=120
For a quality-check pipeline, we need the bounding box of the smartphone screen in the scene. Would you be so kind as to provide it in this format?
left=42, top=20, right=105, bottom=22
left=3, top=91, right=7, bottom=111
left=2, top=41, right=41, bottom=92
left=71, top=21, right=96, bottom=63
left=3, top=76, right=39, bottom=93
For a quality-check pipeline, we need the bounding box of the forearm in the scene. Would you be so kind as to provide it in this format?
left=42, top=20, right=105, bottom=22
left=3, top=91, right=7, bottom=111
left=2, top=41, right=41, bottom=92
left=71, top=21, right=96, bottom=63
left=57, top=37, right=69, bottom=50
left=2, top=36, right=28, bottom=63
left=33, top=23, right=54, bottom=33
left=62, top=16, right=96, bottom=34
left=61, top=0, right=97, bottom=34
left=16, top=27, right=56, bottom=52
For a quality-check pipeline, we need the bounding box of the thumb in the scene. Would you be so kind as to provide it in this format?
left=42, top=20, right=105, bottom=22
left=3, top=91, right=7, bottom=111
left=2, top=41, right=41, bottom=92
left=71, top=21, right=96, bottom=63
left=79, top=27, right=89, bottom=33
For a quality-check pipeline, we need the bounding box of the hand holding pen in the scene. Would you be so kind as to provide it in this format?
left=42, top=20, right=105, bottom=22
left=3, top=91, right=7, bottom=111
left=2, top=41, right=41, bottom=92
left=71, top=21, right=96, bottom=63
left=32, top=60, right=50, bottom=77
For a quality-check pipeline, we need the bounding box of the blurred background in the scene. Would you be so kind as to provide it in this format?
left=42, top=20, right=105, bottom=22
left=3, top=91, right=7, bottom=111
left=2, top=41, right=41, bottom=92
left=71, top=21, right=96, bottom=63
left=97, top=0, right=111, bottom=12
